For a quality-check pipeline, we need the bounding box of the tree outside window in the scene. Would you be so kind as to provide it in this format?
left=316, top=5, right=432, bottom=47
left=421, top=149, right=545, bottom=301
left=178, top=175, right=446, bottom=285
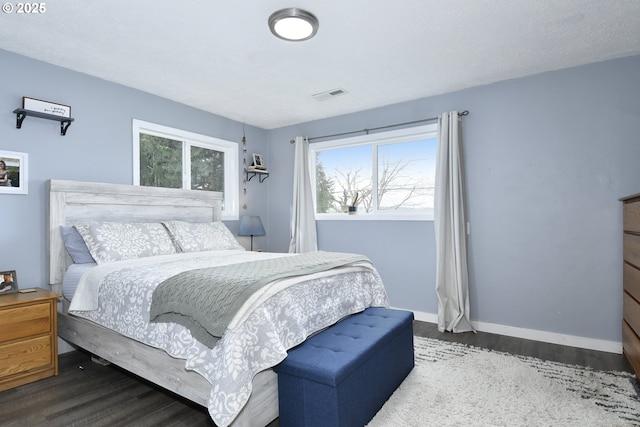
left=311, top=124, right=437, bottom=220
left=139, top=134, right=182, bottom=189
left=133, top=120, right=239, bottom=220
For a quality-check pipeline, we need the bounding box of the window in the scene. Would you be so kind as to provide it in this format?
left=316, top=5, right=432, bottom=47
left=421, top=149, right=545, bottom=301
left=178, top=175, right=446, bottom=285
left=132, top=119, right=239, bottom=220
left=310, top=124, right=437, bottom=220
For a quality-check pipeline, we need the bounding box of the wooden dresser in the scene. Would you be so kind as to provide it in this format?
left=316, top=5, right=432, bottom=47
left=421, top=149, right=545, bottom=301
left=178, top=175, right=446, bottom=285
left=0, top=288, right=61, bottom=391
left=622, top=193, right=640, bottom=379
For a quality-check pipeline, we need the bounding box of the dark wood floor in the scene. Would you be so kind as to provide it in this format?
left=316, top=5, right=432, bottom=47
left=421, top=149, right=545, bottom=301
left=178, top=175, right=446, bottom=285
left=413, top=321, right=634, bottom=372
left=0, top=321, right=634, bottom=426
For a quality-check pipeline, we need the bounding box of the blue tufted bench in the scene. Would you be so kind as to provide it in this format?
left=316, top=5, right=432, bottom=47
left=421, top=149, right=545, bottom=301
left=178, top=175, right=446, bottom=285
left=274, top=307, right=414, bottom=427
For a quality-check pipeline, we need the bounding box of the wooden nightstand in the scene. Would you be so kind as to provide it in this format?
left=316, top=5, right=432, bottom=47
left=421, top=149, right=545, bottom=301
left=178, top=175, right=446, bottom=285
left=0, top=288, right=61, bottom=391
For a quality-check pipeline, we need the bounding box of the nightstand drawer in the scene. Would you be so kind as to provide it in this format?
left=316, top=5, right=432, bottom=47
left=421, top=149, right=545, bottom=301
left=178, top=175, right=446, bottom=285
left=0, top=335, right=52, bottom=377
left=0, top=303, right=51, bottom=343
left=0, top=289, right=60, bottom=391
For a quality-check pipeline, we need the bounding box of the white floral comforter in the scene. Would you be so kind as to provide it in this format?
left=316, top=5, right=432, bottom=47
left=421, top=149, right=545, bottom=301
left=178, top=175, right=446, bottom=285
left=69, top=250, right=389, bottom=426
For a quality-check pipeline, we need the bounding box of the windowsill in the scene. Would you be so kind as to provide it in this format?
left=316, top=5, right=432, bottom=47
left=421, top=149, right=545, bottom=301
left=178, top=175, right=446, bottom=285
left=315, top=213, right=434, bottom=221
left=222, top=213, right=239, bottom=221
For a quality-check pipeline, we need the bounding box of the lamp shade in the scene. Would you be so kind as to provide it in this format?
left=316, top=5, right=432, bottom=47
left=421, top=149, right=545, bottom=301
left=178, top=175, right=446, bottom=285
left=238, top=216, right=266, bottom=237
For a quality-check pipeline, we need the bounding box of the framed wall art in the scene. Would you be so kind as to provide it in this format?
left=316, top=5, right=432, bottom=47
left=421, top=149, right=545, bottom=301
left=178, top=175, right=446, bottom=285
left=0, top=151, right=28, bottom=195
left=0, top=270, right=18, bottom=295
left=252, top=153, right=266, bottom=170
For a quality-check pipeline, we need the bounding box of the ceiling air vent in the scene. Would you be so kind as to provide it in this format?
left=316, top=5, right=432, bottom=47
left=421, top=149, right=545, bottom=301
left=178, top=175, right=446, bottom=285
left=312, top=88, right=348, bottom=101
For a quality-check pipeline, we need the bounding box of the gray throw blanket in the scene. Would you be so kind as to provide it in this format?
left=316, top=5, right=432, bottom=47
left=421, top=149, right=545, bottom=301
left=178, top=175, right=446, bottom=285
left=149, top=251, right=371, bottom=347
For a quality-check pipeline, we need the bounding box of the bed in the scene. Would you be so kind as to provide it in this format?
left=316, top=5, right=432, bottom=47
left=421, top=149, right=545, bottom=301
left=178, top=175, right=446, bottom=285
left=47, top=179, right=388, bottom=427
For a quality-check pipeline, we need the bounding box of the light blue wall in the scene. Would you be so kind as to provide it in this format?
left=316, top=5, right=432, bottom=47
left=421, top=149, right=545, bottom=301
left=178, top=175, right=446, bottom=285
left=267, top=55, right=640, bottom=342
left=3, top=46, right=639, bottom=344
left=0, top=49, right=269, bottom=288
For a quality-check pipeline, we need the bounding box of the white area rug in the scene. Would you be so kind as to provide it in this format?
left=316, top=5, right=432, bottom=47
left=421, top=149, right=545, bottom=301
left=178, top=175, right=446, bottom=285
left=368, top=336, right=640, bottom=426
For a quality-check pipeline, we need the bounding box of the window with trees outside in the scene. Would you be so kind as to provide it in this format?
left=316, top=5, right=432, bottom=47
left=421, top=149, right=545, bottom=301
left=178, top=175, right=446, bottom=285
left=132, top=119, right=239, bottom=220
left=310, top=124, right=438, bottom=220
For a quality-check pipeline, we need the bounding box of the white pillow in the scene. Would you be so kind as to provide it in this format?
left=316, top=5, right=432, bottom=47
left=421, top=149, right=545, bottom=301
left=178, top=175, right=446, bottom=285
left=74, top=222, right=178, bottom=264
left=163, top=221, right=244, bottom=252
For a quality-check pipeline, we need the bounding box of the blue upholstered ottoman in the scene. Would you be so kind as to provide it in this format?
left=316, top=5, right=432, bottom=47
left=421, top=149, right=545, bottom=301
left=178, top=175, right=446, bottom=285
left=274, top=307, right=414, bottom=427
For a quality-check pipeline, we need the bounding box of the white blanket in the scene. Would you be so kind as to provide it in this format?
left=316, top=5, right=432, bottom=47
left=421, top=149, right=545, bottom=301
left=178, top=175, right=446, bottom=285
left=69, top=250, right=389, bottom=426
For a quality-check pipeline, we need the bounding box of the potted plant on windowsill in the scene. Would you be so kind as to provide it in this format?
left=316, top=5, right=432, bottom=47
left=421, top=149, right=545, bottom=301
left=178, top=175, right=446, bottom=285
left=348, top=192, right=359, bottom=215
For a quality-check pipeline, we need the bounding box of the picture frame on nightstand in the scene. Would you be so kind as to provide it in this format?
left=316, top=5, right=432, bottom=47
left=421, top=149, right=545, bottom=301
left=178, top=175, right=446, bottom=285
left=0, top=270, right=18, bottom=295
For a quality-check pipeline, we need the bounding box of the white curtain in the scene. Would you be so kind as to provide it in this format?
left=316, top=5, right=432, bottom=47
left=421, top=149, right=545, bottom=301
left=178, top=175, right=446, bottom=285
left=434, top=111, right=474, bottom=333
left=289, top=136, right=318, bottom=253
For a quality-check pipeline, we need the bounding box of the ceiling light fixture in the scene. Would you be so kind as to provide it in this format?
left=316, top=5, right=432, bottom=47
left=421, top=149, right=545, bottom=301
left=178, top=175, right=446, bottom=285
left=269, top=8, right=318, bottom=42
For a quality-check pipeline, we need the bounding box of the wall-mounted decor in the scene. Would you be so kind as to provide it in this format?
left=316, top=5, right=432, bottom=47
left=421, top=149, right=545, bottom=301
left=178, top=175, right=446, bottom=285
left=0, top=270, right=17, bottom=295
left=242, top=127, right=248, bottom=209
left=0, top=151, right=28, bottom=194
left=13, top=97, right=74, bottom=135
left=22, top=97, right=70, bottom=118
left=251, top=153, right=266, bottom=170
left=246, top=152, right=269, bottom=183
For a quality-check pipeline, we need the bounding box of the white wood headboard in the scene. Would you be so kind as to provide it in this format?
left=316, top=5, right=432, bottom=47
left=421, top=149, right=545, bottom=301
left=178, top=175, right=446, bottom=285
left=48, top=179, right=223, bottom=285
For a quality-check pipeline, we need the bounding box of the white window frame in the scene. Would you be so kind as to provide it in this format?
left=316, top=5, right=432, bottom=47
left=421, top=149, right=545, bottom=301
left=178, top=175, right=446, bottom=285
left=309, top=124, right=438, bottom=221
left=132, top=119, right=239, bottom=220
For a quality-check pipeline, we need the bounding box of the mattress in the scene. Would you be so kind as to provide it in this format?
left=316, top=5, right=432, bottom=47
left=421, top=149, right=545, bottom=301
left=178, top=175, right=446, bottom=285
left=61, top=263, right=96, bottom=300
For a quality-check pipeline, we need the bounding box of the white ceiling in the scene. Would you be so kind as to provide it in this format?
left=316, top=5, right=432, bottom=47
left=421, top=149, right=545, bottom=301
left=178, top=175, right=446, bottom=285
left=1, top=1, right=639, bottom=129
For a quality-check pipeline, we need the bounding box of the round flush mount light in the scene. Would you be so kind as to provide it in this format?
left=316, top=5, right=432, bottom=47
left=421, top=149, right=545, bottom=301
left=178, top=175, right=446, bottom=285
left=269, top=8, right=318, bottom=42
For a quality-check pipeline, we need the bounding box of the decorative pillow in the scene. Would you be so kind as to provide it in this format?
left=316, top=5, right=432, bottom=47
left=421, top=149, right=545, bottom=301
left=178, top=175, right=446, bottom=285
left=60, top=225, right=95, bottom=264
left=163, top=221, right=244, bottom=252
left=74, top=222, right=178, bottom=264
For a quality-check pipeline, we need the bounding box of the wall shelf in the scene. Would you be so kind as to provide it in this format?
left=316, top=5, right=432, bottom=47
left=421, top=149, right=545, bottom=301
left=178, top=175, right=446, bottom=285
left=245, top=169, right=269, bottom=183
left=13, top=108, right=74, bottom=136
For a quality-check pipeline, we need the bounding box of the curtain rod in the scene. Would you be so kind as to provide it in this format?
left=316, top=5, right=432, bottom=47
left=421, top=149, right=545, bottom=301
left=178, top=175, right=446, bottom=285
left=290, top=110, right=468, bottom=144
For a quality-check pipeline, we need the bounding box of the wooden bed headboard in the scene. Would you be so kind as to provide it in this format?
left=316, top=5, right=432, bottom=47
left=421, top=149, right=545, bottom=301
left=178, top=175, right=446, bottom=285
left=48, top=179, right=223, bottom=285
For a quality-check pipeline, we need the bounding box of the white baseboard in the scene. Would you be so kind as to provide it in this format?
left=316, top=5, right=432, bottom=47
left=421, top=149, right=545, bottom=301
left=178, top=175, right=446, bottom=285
left=406, top=309, right=622, bottom=354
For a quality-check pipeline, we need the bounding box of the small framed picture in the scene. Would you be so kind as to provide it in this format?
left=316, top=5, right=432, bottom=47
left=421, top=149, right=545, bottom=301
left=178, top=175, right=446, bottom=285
left=0, top=270, right=18, bottom=295
left=252, top=153, right=266, bottom=169
left=0, top=150, right=28, bottom=195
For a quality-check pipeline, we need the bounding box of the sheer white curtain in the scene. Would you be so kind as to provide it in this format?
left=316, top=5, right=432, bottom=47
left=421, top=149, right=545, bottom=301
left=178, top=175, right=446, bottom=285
left=289, top=136, right=318, bottom=253
left=434, top=112, right=474, bottom=333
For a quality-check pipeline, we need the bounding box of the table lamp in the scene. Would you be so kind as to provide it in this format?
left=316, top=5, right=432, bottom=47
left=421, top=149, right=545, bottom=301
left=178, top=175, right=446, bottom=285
left=238, top=215, right=266, bottom=251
